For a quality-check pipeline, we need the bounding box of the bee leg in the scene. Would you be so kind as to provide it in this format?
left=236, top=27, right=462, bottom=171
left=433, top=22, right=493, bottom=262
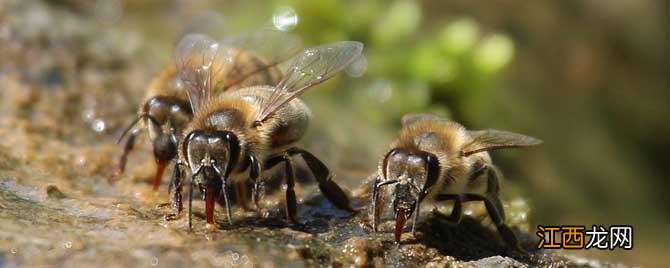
left=264, top=153, right=298, bottom=223
left=434, top=194, right=463, bottom=224
left=464, top=193, right=526, bottom=255
left=485, top=196, right=527, bottom=255
left=372, top=175, right=383, bottom=232
left=283, top=154, right=298, bottom=223
left=234, top=182, right=250, bottom=211
left=110, top=130, right=138, bottom=182
left=165, top=162, right=184, bottom=221
left=483, top=166, right=522, bottom=253
left=486, top=167, right=504, bottom=216
left=286, top=147, right=356, bottom=213
left=248, top=155, right=262, bottom=211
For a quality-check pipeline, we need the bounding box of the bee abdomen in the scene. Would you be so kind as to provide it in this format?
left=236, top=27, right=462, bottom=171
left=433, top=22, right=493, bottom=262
left=270, top=114, right=309, bottom=148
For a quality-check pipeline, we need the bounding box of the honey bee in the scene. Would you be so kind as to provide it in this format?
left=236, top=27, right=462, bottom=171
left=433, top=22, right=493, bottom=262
left=165, top=35, right=364, bottom=228
left=371, top=113, right=542, bottom=251
left=112, top=30, right=301, bottom=191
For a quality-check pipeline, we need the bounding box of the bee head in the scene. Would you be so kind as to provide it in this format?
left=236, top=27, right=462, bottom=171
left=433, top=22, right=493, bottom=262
left=143, top=96, right=191, bottom=138
left=376, top=148, right=441, bottom=241
left=183, top=129, right=240, bottom=185
left=140, top=96, right=192, bottom=163
left=384, top=150, right=430, bottom=216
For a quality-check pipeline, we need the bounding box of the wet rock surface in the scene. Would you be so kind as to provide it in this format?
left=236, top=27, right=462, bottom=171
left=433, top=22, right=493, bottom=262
left=0, top=1, right=627, bottom=267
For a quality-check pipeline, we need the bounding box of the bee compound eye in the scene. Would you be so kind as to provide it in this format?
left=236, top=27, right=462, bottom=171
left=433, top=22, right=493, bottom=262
left=185, top=132, right=207, bottom=166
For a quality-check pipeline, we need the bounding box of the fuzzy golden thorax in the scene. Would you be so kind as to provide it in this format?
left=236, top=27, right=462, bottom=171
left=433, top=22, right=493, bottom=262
left=144, top=65, right=185, bottom=102
left=392, top=120, right=469, bottom=172
left=180, top=89, right=286, bottom=170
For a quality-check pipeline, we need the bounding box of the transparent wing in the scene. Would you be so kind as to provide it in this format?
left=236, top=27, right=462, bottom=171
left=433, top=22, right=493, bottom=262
left=256, top=41, right=364, bottom=122
left=217, top=29, right=302, bottom=89
left=175, top=33, right=223, bottom=112
left=462, top=130, right=543, bottom=156
left=175, top=30, right=302, bottom=113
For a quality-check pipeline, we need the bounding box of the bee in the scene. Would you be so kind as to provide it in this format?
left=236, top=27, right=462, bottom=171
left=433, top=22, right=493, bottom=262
left=371, top=113, right=542, bottom=250
left=112, top=30, right=301, bottom=191
left=165, top=34, right=364, bottom=228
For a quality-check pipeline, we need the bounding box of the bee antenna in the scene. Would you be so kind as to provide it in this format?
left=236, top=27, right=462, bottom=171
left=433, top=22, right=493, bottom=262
left=117, top=114, right=162, bottom=144
left=117, top=115, right=144, bottom=144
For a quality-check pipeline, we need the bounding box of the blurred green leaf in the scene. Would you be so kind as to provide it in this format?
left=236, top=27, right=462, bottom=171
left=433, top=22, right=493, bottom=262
left=473, top=34, right=515, bottom=74
left=372, top=0, right=421, bottom=46
left=439, top=18, right=480, bottom=56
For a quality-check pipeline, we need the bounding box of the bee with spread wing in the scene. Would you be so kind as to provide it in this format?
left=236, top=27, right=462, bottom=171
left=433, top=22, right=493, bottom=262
left=112, top=30, right=301, bottom=191
left=167, top=36, right=364, bottom=228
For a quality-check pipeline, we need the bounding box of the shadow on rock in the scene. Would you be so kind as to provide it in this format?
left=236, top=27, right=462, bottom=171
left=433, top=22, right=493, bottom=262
left=415, top=213, right=537, bottom=263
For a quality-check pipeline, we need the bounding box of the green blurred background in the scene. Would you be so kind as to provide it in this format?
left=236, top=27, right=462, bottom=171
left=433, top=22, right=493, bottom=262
left=29, top=0, right=670, bottom=266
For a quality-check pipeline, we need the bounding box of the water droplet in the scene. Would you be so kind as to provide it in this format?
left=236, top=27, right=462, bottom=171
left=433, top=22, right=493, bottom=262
left=151, top=257, right=159, bottom=266
left=11, top=248, right=17, bottom=254
left=82, top=109, right=95, bottom=121
left=75, top=154, right=87, bottom=166
left=272, top=7, right=298, bottom=32
left=92, top=119, right=106, bottom=132
left=63, top=241, right=72, bottom=249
